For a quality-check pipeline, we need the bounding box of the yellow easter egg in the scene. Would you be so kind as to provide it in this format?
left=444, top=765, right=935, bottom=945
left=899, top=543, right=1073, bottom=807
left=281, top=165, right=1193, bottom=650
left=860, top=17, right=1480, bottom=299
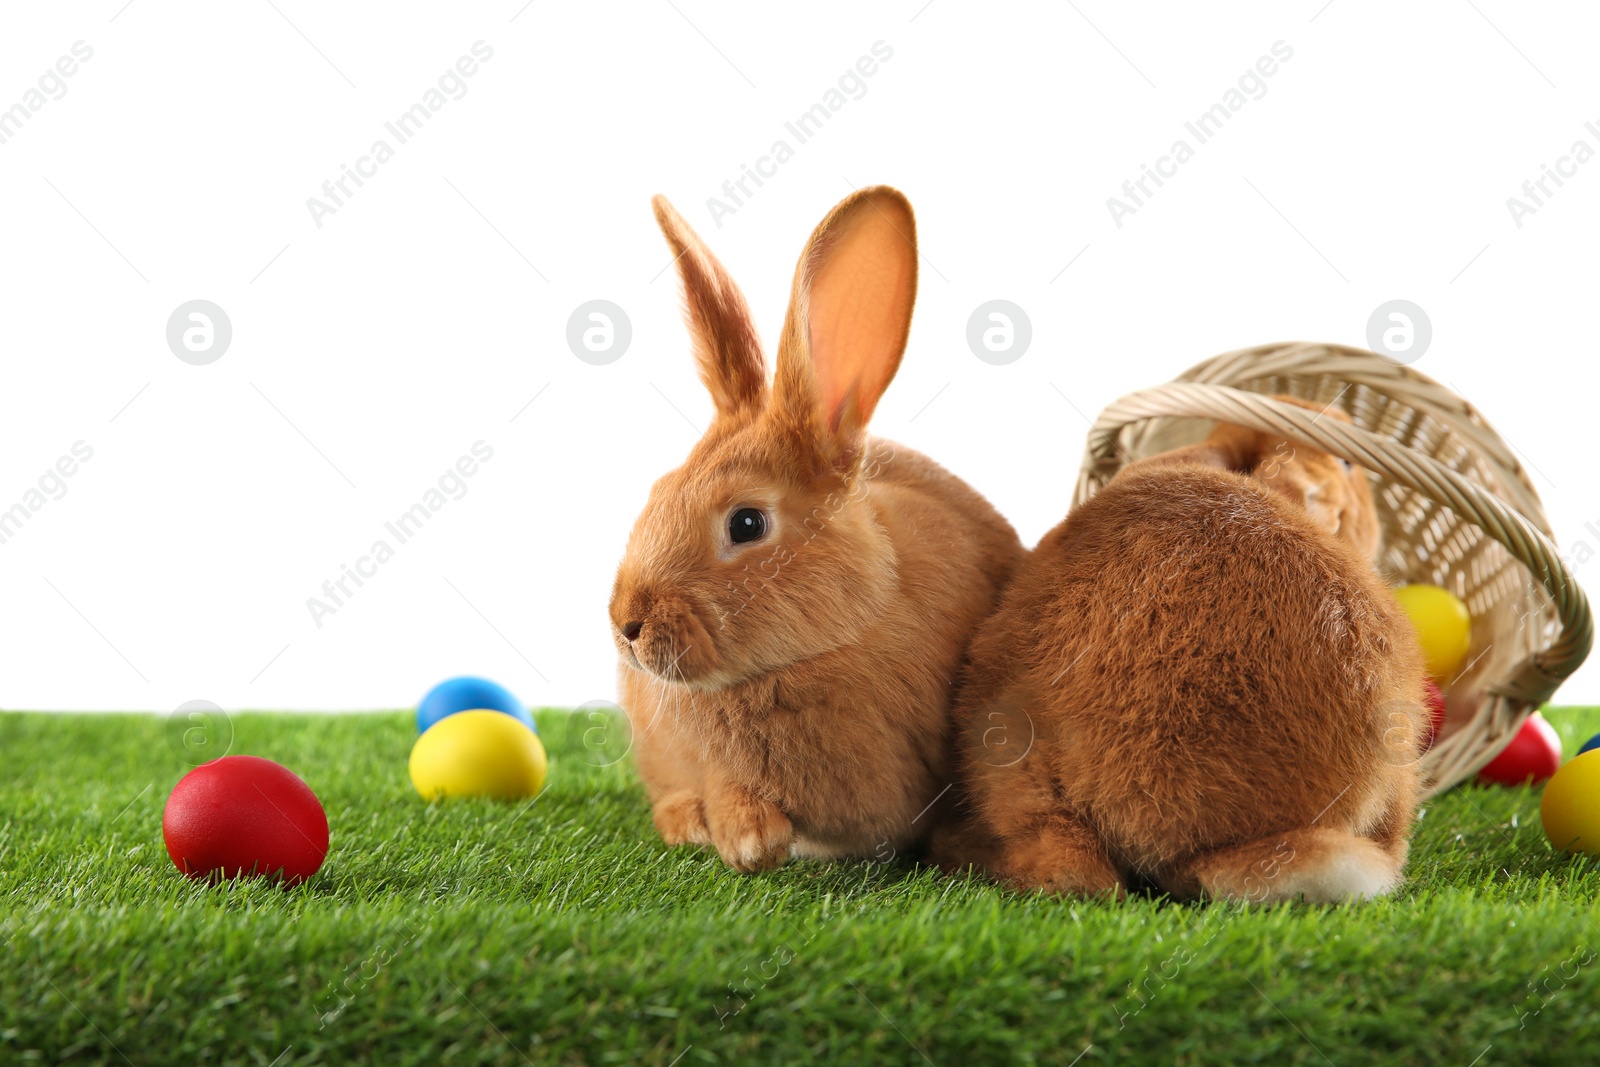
left=1392, top=583, right=1472, bottom=681
left=409, top=709, right=547, bottom=801
left=1542, top=750, right=1600, bottom=857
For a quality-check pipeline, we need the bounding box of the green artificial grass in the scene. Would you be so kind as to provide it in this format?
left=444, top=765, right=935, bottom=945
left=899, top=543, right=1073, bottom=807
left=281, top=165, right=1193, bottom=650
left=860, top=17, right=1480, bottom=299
left=4, top=709, right=1600, bottom=1066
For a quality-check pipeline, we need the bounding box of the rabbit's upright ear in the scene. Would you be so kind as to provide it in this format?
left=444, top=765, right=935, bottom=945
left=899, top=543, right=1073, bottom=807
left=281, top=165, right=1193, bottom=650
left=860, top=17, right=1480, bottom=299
left=773, top=186, right=918, bottom=470
left=653, top=195, right=766, bottom=420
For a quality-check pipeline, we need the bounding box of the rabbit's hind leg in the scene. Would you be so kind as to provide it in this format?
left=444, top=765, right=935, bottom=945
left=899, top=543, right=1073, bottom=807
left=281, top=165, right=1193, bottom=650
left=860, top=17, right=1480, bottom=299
left=1159, top=827, right=1402, bottom=904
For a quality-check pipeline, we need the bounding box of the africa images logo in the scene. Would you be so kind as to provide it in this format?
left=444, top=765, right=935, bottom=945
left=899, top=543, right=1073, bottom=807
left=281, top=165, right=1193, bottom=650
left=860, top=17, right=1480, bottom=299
left=304, top=41, right=495, bottom=229
left=1106, top=40, right=1294, bottom=228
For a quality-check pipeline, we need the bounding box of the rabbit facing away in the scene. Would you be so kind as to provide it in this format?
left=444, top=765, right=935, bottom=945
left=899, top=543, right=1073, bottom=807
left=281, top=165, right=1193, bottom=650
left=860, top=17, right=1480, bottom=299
left=610, top=187, right=1023, bottom=872
left=947, top=398, right=1428, bottom=902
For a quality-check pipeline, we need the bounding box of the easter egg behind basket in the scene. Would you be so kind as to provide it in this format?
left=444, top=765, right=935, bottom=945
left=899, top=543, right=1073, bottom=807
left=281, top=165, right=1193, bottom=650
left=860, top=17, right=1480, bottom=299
left=1074, top=341, right=1592, bottom=796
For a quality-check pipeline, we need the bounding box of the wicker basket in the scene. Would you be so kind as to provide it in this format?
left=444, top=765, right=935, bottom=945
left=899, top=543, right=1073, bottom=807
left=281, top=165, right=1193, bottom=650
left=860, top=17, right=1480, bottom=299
left=1073, top=341, right=1592, bottom=796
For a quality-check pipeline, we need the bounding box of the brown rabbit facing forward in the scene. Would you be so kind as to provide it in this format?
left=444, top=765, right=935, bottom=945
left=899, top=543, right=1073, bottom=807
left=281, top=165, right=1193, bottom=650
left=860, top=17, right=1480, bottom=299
left=949, top=397, right=1428, bottom=902
left=610, top=187, right=1024, bottom=872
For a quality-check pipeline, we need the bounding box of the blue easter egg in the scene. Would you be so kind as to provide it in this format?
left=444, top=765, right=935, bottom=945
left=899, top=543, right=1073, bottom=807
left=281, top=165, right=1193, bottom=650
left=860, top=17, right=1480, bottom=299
left=1579, top=733, right=1600, bottom=757
left=417, top=676, right=534, bottom=734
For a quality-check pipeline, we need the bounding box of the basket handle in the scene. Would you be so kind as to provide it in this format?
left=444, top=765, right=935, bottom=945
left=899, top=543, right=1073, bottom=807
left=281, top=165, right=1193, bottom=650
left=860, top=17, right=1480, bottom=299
left=1076, top=382, right=1593, bottom=706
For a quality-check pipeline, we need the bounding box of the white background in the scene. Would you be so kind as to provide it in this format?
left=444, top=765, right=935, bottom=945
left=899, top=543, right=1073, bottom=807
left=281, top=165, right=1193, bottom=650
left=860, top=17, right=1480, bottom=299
left=1, top=1, right=1596, bottom=712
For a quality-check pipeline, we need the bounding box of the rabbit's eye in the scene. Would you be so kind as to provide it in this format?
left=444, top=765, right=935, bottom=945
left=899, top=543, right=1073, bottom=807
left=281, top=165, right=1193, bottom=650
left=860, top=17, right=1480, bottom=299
left=1340, top=459, right=1354, bottom=471
left=729, top=508, right=767, bottom=544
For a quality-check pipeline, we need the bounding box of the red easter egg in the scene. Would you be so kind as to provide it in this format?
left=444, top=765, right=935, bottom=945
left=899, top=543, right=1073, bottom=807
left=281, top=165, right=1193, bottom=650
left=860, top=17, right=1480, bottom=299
left=1420, top=679, right=1448, bottom=752
left=1477, top=713, right=1562, bottom=787
left=163, top=755, right=329, bottom=884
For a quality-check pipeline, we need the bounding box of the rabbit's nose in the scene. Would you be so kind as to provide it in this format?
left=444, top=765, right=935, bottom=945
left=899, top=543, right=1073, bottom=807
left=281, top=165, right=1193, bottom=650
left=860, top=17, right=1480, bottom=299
left=621, top=621, right=644, bottom=643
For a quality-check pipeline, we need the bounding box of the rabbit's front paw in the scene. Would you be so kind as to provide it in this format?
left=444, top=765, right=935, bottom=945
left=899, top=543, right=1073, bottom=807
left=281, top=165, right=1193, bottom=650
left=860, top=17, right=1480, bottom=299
left=995, top=818, right=1125, bottom=899
left=652, top=790, right=711, bottom=847
left=707, top=786, right=793, bottom=873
